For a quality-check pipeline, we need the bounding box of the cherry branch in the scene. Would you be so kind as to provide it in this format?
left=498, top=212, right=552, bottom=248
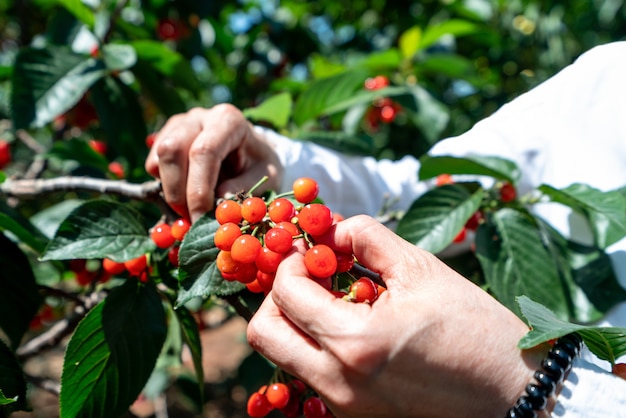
left=0, top=176, right=162, bottom=200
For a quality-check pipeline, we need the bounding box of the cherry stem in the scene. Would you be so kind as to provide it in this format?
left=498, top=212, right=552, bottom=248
left=246, top=175, right=269, bottom=196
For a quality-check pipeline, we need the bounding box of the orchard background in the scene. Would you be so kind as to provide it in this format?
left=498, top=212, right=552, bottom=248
left=1, top=1, right=626, bottom=417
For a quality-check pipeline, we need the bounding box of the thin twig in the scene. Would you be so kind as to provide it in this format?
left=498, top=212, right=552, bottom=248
left=0, top=177, right=162, bottom=200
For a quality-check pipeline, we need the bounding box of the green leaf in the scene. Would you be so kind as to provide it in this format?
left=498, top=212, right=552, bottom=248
left=57, top=0, right=95, bottom=28
left=132, top=60, right=186, bottom=117
left=10, top=46, right=107, bottom=129
left=176, top=213, right=245, bottom=307
left=475, top=209, right=569, bottom=319
left=0, top=212, right=47, bottom=254
left=538, top=183, right=626, bottom=248
left=296, top=130, right=375, bottom=156
left=399, top=25, right=422, bottom=59
left=397, top=85, right=450, bottom=144
left=517, top=296, right=626, bottom=364
left=395, top=185, right=483, bottom=254
left=100, top=44, right=137, bottom=72
left=0, top=339, right=27, bottom=413
left=419, top=155, right=521, bottom=184
left=41, top=199, right=155, bottom=263
left=243, top=92, right=293, bottom=129
left=60, top=279, right=167, bottom=418
left=420, top=19, right=484, bottom=51
left=292, top=68, right=370, bottom=126
left=0, top=233, right=43, bottom=350
left=174, top=306, right=204, bottom=403
left=129, top=40, right=200, bottom=93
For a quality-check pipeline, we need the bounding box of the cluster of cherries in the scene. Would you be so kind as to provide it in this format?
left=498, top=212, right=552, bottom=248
left=247, top=379, right=332, bottom=418
left=213, top=177, right=383, bottom=303
left=364, top=75, right=402, bottom=130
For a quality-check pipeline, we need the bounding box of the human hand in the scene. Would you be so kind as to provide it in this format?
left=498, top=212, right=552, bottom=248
left=145, top=104, right=283, bottom=222
left=247, top=215, right=550, bottom=418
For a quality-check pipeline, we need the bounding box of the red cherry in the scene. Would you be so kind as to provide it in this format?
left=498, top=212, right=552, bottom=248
left=499, top=181, right=517, bottom=203
left=613, top=363, right=626, bottom=380
left=303, top=396, right=328, bottom=418
left=247, top=391, right=273, bottom=417
left=304, top=244, right=337, bottom=278
left=214, top=222, right=243, bottom=251
left=0, top=140, right=12, bottom=169
left=151, top=223, right=176, bottom=249
left=297, top=204, right=333, bottom=236
left=348, top=277, right=379, bottom=304
left=108, top=161, right=125, bottom=179
left=452, top=227, right=467, bottom=243
left=268, top=197, right=296, bottom=223
left=293, top=177, right=319, bottom=203
left=102, top=258, right=126, bottom=275
left=255, top=247, right=283, bottom=274
left=89, top=139, right=107, bottom=155
left=124, top=254, right=148, bottom=276
left=264, top=227, right=293, bottom=254
left=266, top=383, right=290, bottom=409
left=168, top=245, right=180, bottom=267
left=171, top=218, right=191, bottom=241
left=230, top=235, right=262, bottom=264
left=215, top=200, right=242, bottom=225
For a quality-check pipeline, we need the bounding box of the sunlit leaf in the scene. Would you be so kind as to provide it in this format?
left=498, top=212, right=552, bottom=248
left=399, top=25, right=422, bottom=59
left=243, top=92, right=293, bottom=129
left=419, top=155, right=521, bottom=184
left=420, top=19, right=484, bottom=51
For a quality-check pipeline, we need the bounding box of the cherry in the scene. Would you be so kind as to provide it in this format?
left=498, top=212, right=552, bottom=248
left=264, top=227, right=293, bottom=254
left=364, top=75, right=389, bottom=90
left=124, top=254, right=148, bottom=276
left=613, top=363, right=626, bottom=380
left=214, top=222, right=243, bottom=251
left=266, top=382, right=290, bottom=409
left=435, top=174, right=454, bottom=186
left=464, top=210, right=483, bottom=231
left=151, top=223, right=176, bottom=249
left=215, top=200, right=242, bottom=225
left=303, top=396, right=328, bottom=418
left=348, top=277, right=378, bottom=304
left=0, top=140, right=10, bottom=169
left=145, top=132, right=157, bottom=148
left=171, top=218, right=191, bottom=241
left=268, top=197, right=296, bottom=223
left=334, top=251, right=355, bottom=273
left=216, top=250, right=239, bottom=277
left=233, top=262, right=258, bottom=284
left=453, top=227, right=467, bottom=243
left=255, top=247, right=283, bottom=274
left=75, top=269, right=95, bottom=286
left=108, top=161, right=125, bottom=179
left=293, top=177, right=319, bottom=203
left=168, top=245, right=180, bottom=267
left=157, top=18, right=184, bottom=41
left=276, top=221, right=299, bottom=237
left=499, top=181, right=517, bottom=202
left=246, top=278, right=265, bottom=293
left=255, top=271, right=276, bottom=293
left=247, top=391, right=273, bottom=417
left=102, top=258, right=126, bottom=275
left=241, top=197, right=267, bottom=224
left=304, top=244, right=337, bottom=278
left=380, top=105, right=396, bottom=123
left=297, top=204, right=333, bottom=236
left=88, top=139, right=107, bottom=155
left=230, top=235, right=262, bottom=264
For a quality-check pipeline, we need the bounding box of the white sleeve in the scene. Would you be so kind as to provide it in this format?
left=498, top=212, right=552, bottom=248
left=553, top=358, right=626, bottom=417
left=255, top=126, right=428, bottom=218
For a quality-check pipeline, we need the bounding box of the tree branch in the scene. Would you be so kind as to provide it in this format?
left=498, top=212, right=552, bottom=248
left=0, top=177, right=162, bottom=200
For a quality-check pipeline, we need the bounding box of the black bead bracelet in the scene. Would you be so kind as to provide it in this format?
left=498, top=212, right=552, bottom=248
left=505, top=333, right=583, bottom=418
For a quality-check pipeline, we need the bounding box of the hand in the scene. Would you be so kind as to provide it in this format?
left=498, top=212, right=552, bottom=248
left=145, top=104, right=283, bottom=222
left=247, top=215, right=550, bottom=418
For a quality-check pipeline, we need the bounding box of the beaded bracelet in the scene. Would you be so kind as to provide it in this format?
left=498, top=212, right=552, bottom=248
left=505, top=333, right=583, bottom=418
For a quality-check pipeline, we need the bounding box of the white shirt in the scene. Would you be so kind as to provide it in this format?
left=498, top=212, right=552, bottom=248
left=258, top=41, right=626, bottom=417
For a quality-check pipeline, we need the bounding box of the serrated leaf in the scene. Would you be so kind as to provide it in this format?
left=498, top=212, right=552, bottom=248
left=41, top=199, right=155, bottom=262
left=0, top=339, right=27, bottom=413
left=395, top=185, right=483, bottom=253
left=475, top=209, right=569, bottom=319
left=399, top=25, right=422, bottom=59
left=129, top=40, right=200, bottom=93
left=517, top=296, right=626, bottom=364
left=10, top=46, right=107, bottom=129
left=60, top=279, right=167, bottom=418
left=292, top=68, right=369, bottom=126
left=419, top=155, right=521, bottom=184
left=176, top=213, right=245, bottom=307
left=538, top=183, right=626, bottom=248
left=243, top=92, right=292, bottom=129
left=174, top=306, right=204, bottom=403
left=0, top=233, right=43, bottom=350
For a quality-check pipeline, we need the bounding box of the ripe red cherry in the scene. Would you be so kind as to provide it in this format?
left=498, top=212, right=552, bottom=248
left=157, top=18, right=183, bottom=41
left=264, top=227, right=293, bottom=254
left=303, top=396, right=328, bottom=418
left=241, top=197, right=267, bottom=224
left=298, top=204, right=333, bottom=236
left=293, top=177, right=319, bottom=203
left=108, top=161, right=125, bottom=179
left=268, top=197, right=296, bottom=223
left=124, top=254, right=148, bottom=276
left=612, top=363, right=626, bottom=380
left=215, top=200, right=242, bottom=225
left=0, top=140, right=11, bottom=169
left=255, top=247, right=283, bottom=274
left=151, top=223, right=176, bottom=248
left=168, top=245, right=180, bottom=267
left=452, top=227, right=467, bottom=243
left=499, top=181, right=517, bottom=202
left=89, top=139, right=107, bottom=155
left=334, top=251, right=355, bottom=273
left=230, top=235, right=262, bottom=264
left=247, top=391, right=273, bottom=417
left=102, top=258, right=126, bottom=275
left=276, top=221, right=299, bottom=237
left=171, top=217, right=191, bottom=241
left=145, top=132, right=157, bottom=148
left=266, top=382, right=290, bottom=409
left=348, top=277, right=379, bottom=304
left=214, top=222, right=242, bottom=251
left=379, top=105, right=396, bottom=123
left=304, top=244, right=337, bottom=278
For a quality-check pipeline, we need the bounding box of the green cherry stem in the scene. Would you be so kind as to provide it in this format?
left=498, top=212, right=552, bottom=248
left=246, top=175, right=269, bottom=197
